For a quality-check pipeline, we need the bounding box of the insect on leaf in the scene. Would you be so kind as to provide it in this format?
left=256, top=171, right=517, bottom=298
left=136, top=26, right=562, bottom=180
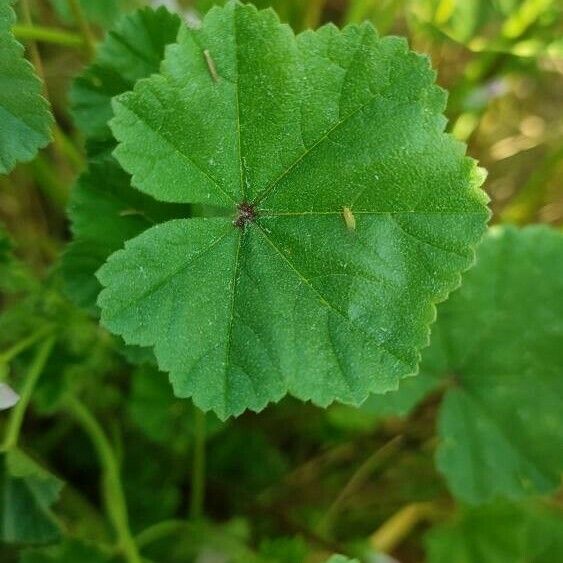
left=97, top=1, right=489, bottom=419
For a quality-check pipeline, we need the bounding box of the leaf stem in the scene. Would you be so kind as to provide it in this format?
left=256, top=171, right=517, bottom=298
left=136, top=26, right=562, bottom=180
left=68, top=0, right=96, bottom=59
left=136, top=519, right=189, bottom=550
left=303, top=0, right=326, bottom=29
left=316, top=435, right=403, bottom=537
left=1, top=337, right=55, bottom=451
left=0, top=325, right=54, bottom=366
left=370, top=501, right=442, bottom=553
left=189, top=406, right=206, bottom=520
left=18, top=0, right=81, bottom=191
left=13, top=24, right=84, bottom=47
left=19, top=0, right=45, bottom=79
left=65, top=396, right=141, bottom=563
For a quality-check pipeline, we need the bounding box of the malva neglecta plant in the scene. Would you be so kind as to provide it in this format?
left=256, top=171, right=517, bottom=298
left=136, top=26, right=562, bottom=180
left=1, top=0, right=562, bottom=562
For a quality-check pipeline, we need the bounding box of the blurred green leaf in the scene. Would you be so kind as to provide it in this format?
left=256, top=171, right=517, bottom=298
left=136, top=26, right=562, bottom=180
left=0, top=449, right=63, bottom=544
left=0, top=0, right=52, bottom=175
left=435, top=226, right=563, bottom=503
left=425, top=502, right=563, bottom=562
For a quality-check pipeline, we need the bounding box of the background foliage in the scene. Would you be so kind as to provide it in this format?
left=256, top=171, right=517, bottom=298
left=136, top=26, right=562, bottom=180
left=0, top=1, right=562, bottom=562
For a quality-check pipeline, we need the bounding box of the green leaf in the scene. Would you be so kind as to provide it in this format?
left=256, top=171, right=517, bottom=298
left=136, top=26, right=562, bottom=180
left=64, top=6, right=187, bottom=312
left=436, top=226, right=563, bottom=503
left=425, top=502, right=563, bottom=563
left=365, top=226, right=563, bottom=502
left=360, top=334, right=446, bottom=417
left=0, top=449, right=63, bottom=544
left=0, top=0, right=52, bottom=174
left=21, top=539, right=113, bottom=562
left=62, top=150, right=188, bottom=312
left=98, top=1, right=488, bottom=419
left=326, top=556, right=360, bottom=563
left=71, top=6, right=181, bottom=142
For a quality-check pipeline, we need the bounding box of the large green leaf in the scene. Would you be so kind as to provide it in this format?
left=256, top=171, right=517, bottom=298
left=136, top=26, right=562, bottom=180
left=425, top=502, right=563, bottom=563
left=435, top=226, right=563, bottom=503
left=0, top=449, right=63, bottom=544
left=361, top=226, right=563, bottom=503
left=98, top=1, right=488, bottom=419
left=0, top=0, right=52, bottom=174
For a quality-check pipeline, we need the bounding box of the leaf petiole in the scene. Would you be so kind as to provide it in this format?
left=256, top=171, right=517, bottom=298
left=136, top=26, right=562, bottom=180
left=65, top=395, right=141, bottom=563
left=13, top=24, right=83, bottom=47
left=0, top=325, right=54, bottom=367
left=189, top=406, right=207, bottom=520
left=1, top=336, right=56, bottom=451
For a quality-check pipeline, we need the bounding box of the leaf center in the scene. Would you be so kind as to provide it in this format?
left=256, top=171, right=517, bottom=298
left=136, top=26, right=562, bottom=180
left=233, top=202, right=257, bottom=229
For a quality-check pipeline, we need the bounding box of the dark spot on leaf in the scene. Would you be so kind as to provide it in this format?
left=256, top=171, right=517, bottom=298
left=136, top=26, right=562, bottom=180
left=233, top=202, right=257, bottom=229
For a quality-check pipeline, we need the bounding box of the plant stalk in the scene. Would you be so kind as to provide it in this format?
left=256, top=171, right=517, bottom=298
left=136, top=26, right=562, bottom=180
left=189, top=406, right=206, bottom=520
left=136, top=519, right=189, bottom=549
left=0, top=326, right=54, bottom=366
left=316, top=435, right=403, bottom=537
left=68, top=0, right=96, bottom=59
left=370, top=501, right=439, bottom=553
left=303, top=0, right=326, bottom=29
left=13, top=24, right=83, bottom=47
left=1, top=337, right=55, bottom=451
left=66, top=396, right=141, bottom=563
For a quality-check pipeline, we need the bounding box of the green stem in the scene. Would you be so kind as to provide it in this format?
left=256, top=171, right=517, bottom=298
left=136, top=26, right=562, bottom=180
left=68, top=0, right=96, bottom=59
left=303, top=0, right=326, bottom=29
left=316, top=435, right=403, bottom=538
left=18, top=0, right=79, bottom=185
left=189, top=407, right=206, bottom=520
left=136, top=520, right=189, bottom=550
left=370, top=501, right=441, bottom=553
left=0, top=326, right=54, bottom=366
left=1, top=337, right=55, bottom=451
left=13, top=24, right=83, bottom=47
left=66, top=396, right=141, bottom=563
left=19, top=0, right=45, bottom=80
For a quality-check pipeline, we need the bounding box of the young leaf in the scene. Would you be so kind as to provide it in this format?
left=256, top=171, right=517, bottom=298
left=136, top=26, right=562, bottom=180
left=361, top=226, right=563, bottom=503
left=71, top=6, right=181, bottom=142
left=98, top=1, right=488, bottom=419
left=64, top=7, right=187, bottom=311
left=0, top=449, right=63, bottom=544
left=425, top=502, right=563, bottom=563
left=0, top=0, right=52, bottom=174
